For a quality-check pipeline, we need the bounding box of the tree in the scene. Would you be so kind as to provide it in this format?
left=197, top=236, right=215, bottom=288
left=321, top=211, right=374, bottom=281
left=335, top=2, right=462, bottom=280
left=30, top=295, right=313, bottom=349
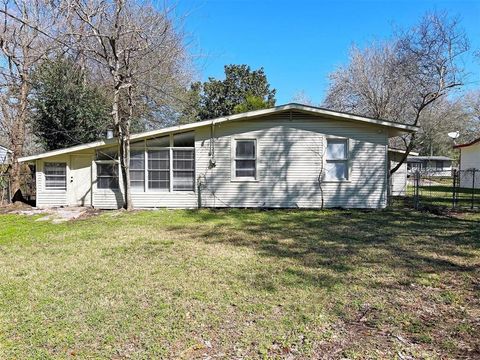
left=31, top=56, right=111, bottom=150
left=192, top=64, right=276, bottom=121
left=233, top=94, right=271, bottom=114
left=69, top=0, right=191, bottom=210
left=0, top=0, right=59, bottom=197
left=323, top=11, right=469, bottom=174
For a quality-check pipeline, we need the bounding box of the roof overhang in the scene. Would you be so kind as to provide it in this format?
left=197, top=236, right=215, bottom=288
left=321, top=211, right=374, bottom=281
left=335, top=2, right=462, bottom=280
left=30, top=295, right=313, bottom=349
left=388, top=148, right=419, bottom=156
left=19, top=103, right=419, bottom=163
left=454, top=137, right=480, bottom=148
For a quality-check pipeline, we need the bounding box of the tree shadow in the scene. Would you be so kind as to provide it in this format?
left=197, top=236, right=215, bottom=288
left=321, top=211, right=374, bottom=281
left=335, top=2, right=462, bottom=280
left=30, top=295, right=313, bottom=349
left=166, top=209, right=479, bottom=292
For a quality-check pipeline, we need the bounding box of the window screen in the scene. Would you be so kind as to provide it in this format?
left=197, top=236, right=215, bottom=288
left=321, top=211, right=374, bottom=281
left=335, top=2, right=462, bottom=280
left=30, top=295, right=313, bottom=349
left=97, top=163, right=119, bottom=189
left=130, top=150, right=145, bottom=190
left=173, top=149, right=195, bottom=191
left=235, top=140, right=256, bottom=178
left=325, top=139, right=348, bottom=180
left=44, top=162, right=66, bottom=190
left=148, top=150, right=169, bottom=190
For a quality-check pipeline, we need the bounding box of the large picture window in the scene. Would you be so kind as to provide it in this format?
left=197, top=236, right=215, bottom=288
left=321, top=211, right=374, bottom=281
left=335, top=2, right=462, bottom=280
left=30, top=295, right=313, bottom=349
left=325, top=139, right=348, bottom=181
left=148, top=150, right=170, bottom=191
left=234, top=139, right=256, bottom=179
left=173, top=149, right=195, bottom=191
left=97, top=163, right=119, bottom=189
left=44, top=162, right=66, bottom=190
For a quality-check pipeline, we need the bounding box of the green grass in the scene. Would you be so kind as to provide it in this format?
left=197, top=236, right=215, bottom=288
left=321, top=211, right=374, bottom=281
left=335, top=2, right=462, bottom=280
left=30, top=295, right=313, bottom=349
left=0, top=209, right=479, bottom=359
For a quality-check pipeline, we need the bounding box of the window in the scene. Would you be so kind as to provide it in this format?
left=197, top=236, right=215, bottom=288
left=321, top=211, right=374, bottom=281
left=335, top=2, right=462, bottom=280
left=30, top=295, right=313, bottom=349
left=173, top=149, right=195, bottom=191
left=325, top=139, right=348, bottom=181
left=97, top=163, right=119, bottom=189
left=148, top=150, right=169, bottom=190
left=234, top=139, right=256, bottom=178
left=436, top=161, right=444, bottom=170
left=130, top=150, right=145, bottom=190
left=146, top=136, right=169, bottom=147
left=173, top=132, right=194, bottom=147
left=44, top=162, right=66, bottom=190
left=96, top=148, right=118, bottom=161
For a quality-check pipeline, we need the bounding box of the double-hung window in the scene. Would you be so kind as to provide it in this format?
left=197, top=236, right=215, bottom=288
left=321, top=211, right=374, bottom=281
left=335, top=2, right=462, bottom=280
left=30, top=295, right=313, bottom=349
left=172, top=149, right=195, bottom=191
left=234, top=139, right=256, bottom=179
left=148, top=149, right=170, bottom=191
left=44, top=162, right=66, bottom=190
left=325, top=139, right=348, bottom=181
left=130, top=150, right=145, bottom=190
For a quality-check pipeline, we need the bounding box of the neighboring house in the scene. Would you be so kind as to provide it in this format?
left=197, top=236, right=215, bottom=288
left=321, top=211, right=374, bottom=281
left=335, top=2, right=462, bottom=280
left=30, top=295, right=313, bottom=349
left=406, top=155, right=453, bottom=177
left=454, top=137, right=480, bottom=189
left=19, top=103, right=417, bottom=209
left=388, top=148, right=418, bottom=196
left=0, top=145, right=12, bottom=165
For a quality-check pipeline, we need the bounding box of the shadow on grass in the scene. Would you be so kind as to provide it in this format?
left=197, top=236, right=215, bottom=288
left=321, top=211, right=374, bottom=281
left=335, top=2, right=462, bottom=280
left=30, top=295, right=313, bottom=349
left=166, top=209, right=480, bottom=291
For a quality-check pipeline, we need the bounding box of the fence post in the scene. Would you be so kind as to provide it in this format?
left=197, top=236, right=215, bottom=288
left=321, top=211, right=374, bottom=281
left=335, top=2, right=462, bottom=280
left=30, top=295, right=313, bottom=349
left=472, top=169, right=476, bottom=210
left=452, top=169, right=456, bottom=209
left=414, top=171, right=419, bottom=209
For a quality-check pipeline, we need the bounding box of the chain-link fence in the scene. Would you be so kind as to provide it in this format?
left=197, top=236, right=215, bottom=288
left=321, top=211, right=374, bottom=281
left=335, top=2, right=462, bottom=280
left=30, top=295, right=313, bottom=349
left=402, top=169, right=479, bottom=211
left=0, top=170, right=36, bottom=206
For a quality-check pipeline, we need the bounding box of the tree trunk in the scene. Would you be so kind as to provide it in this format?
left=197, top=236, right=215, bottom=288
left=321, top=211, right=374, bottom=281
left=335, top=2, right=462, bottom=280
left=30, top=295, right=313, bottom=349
left=9, top=74, right=28, bottom=200
left=119, top=121, right=132, bottom=210
left=389, top=133, right=417, bottom=176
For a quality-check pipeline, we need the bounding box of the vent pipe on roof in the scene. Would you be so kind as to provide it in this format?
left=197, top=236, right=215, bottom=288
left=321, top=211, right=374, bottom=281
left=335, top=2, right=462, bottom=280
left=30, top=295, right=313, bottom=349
left=106, top=129, right=114, bottom=139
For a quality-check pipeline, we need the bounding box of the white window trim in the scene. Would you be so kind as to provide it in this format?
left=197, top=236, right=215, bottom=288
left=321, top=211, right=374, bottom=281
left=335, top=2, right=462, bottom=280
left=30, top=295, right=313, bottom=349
left=231, top=138, right=259, bottom=182
left=323, top=137, right=350, bottom=183
left=93, top=134, right=197, bottom=194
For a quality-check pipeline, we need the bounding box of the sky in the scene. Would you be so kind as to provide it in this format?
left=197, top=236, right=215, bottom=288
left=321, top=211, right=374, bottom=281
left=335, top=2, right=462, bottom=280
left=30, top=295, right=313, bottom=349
left=175, top=0, right=480, bottom=105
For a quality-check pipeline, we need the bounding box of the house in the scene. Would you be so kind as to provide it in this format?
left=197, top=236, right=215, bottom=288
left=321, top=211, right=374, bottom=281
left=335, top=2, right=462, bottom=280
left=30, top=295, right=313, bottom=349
left=0, top=144, right=12, bottom=165
left=18, top=103, right=418, bottom=209
left=388, top=148, right=418, bottom=196
left=454, top=137, right=480, bottom=189
left=406, top=155, right=453, bottom=177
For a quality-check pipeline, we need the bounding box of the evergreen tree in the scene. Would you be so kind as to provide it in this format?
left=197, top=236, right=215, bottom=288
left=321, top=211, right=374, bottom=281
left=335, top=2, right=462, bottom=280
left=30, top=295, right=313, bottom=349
left=31, top=57, right=111, bottom=150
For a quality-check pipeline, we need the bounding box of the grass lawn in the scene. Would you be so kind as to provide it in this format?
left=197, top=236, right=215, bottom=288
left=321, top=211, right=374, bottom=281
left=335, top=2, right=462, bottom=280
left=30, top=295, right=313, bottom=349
left=0, top=209, right=479, bottom=359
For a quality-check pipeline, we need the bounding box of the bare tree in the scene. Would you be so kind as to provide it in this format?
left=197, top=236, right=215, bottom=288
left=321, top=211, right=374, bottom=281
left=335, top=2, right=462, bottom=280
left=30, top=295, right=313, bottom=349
left=67, top=0, right=190, bottom=209
left=324, top=11, right=469, bottom=175
left=0, top=0, right=59, bottom=197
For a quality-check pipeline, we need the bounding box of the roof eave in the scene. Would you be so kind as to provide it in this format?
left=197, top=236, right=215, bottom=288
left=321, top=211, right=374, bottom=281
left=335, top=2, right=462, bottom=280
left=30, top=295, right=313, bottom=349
left=18, top=103, right=418, bottom=162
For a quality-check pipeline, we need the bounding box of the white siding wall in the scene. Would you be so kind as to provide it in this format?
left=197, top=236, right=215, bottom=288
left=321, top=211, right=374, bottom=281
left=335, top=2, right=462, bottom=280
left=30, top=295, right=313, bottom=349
left=389, top=152, right=407, bottom=196
left=0, top=146, right=9, bottom=164
left=460, top=142, right=480, bottom=189
left=34, top=112, right=390, bottom=209
left=196, top=112, right=388, bottom=209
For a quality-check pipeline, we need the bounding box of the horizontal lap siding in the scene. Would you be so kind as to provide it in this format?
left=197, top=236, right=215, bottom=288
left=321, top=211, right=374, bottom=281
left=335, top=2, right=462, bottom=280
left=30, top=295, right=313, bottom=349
left=196, top=112, right=388, bottom=209
left=93, top=191, right=124, bottom=209
left=389, top=153, right=407, bottom=196
left=131, top=192, right=197, bottom=208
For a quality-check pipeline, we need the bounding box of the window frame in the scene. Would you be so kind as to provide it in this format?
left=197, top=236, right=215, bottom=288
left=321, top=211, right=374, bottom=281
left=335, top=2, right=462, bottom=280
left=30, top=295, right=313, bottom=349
left=95, top=161, right=120, bottom=190
left=231, top=138, right=258, bottom=182
left=147, top=147, right=171, bottom=192
left=129, top=133, right=196, bottom=194
left=172, top=148, right=195, bottom=192
left=324, top=138, right=350, bottom=182
left=44, top=162, right=67, bottom=191
left=129, top=148, right=146, bottom=192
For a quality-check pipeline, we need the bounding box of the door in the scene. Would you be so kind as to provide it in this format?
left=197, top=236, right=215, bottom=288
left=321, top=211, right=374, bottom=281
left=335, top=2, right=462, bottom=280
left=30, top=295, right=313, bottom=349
left=70, top=155, right=92, bottom=206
